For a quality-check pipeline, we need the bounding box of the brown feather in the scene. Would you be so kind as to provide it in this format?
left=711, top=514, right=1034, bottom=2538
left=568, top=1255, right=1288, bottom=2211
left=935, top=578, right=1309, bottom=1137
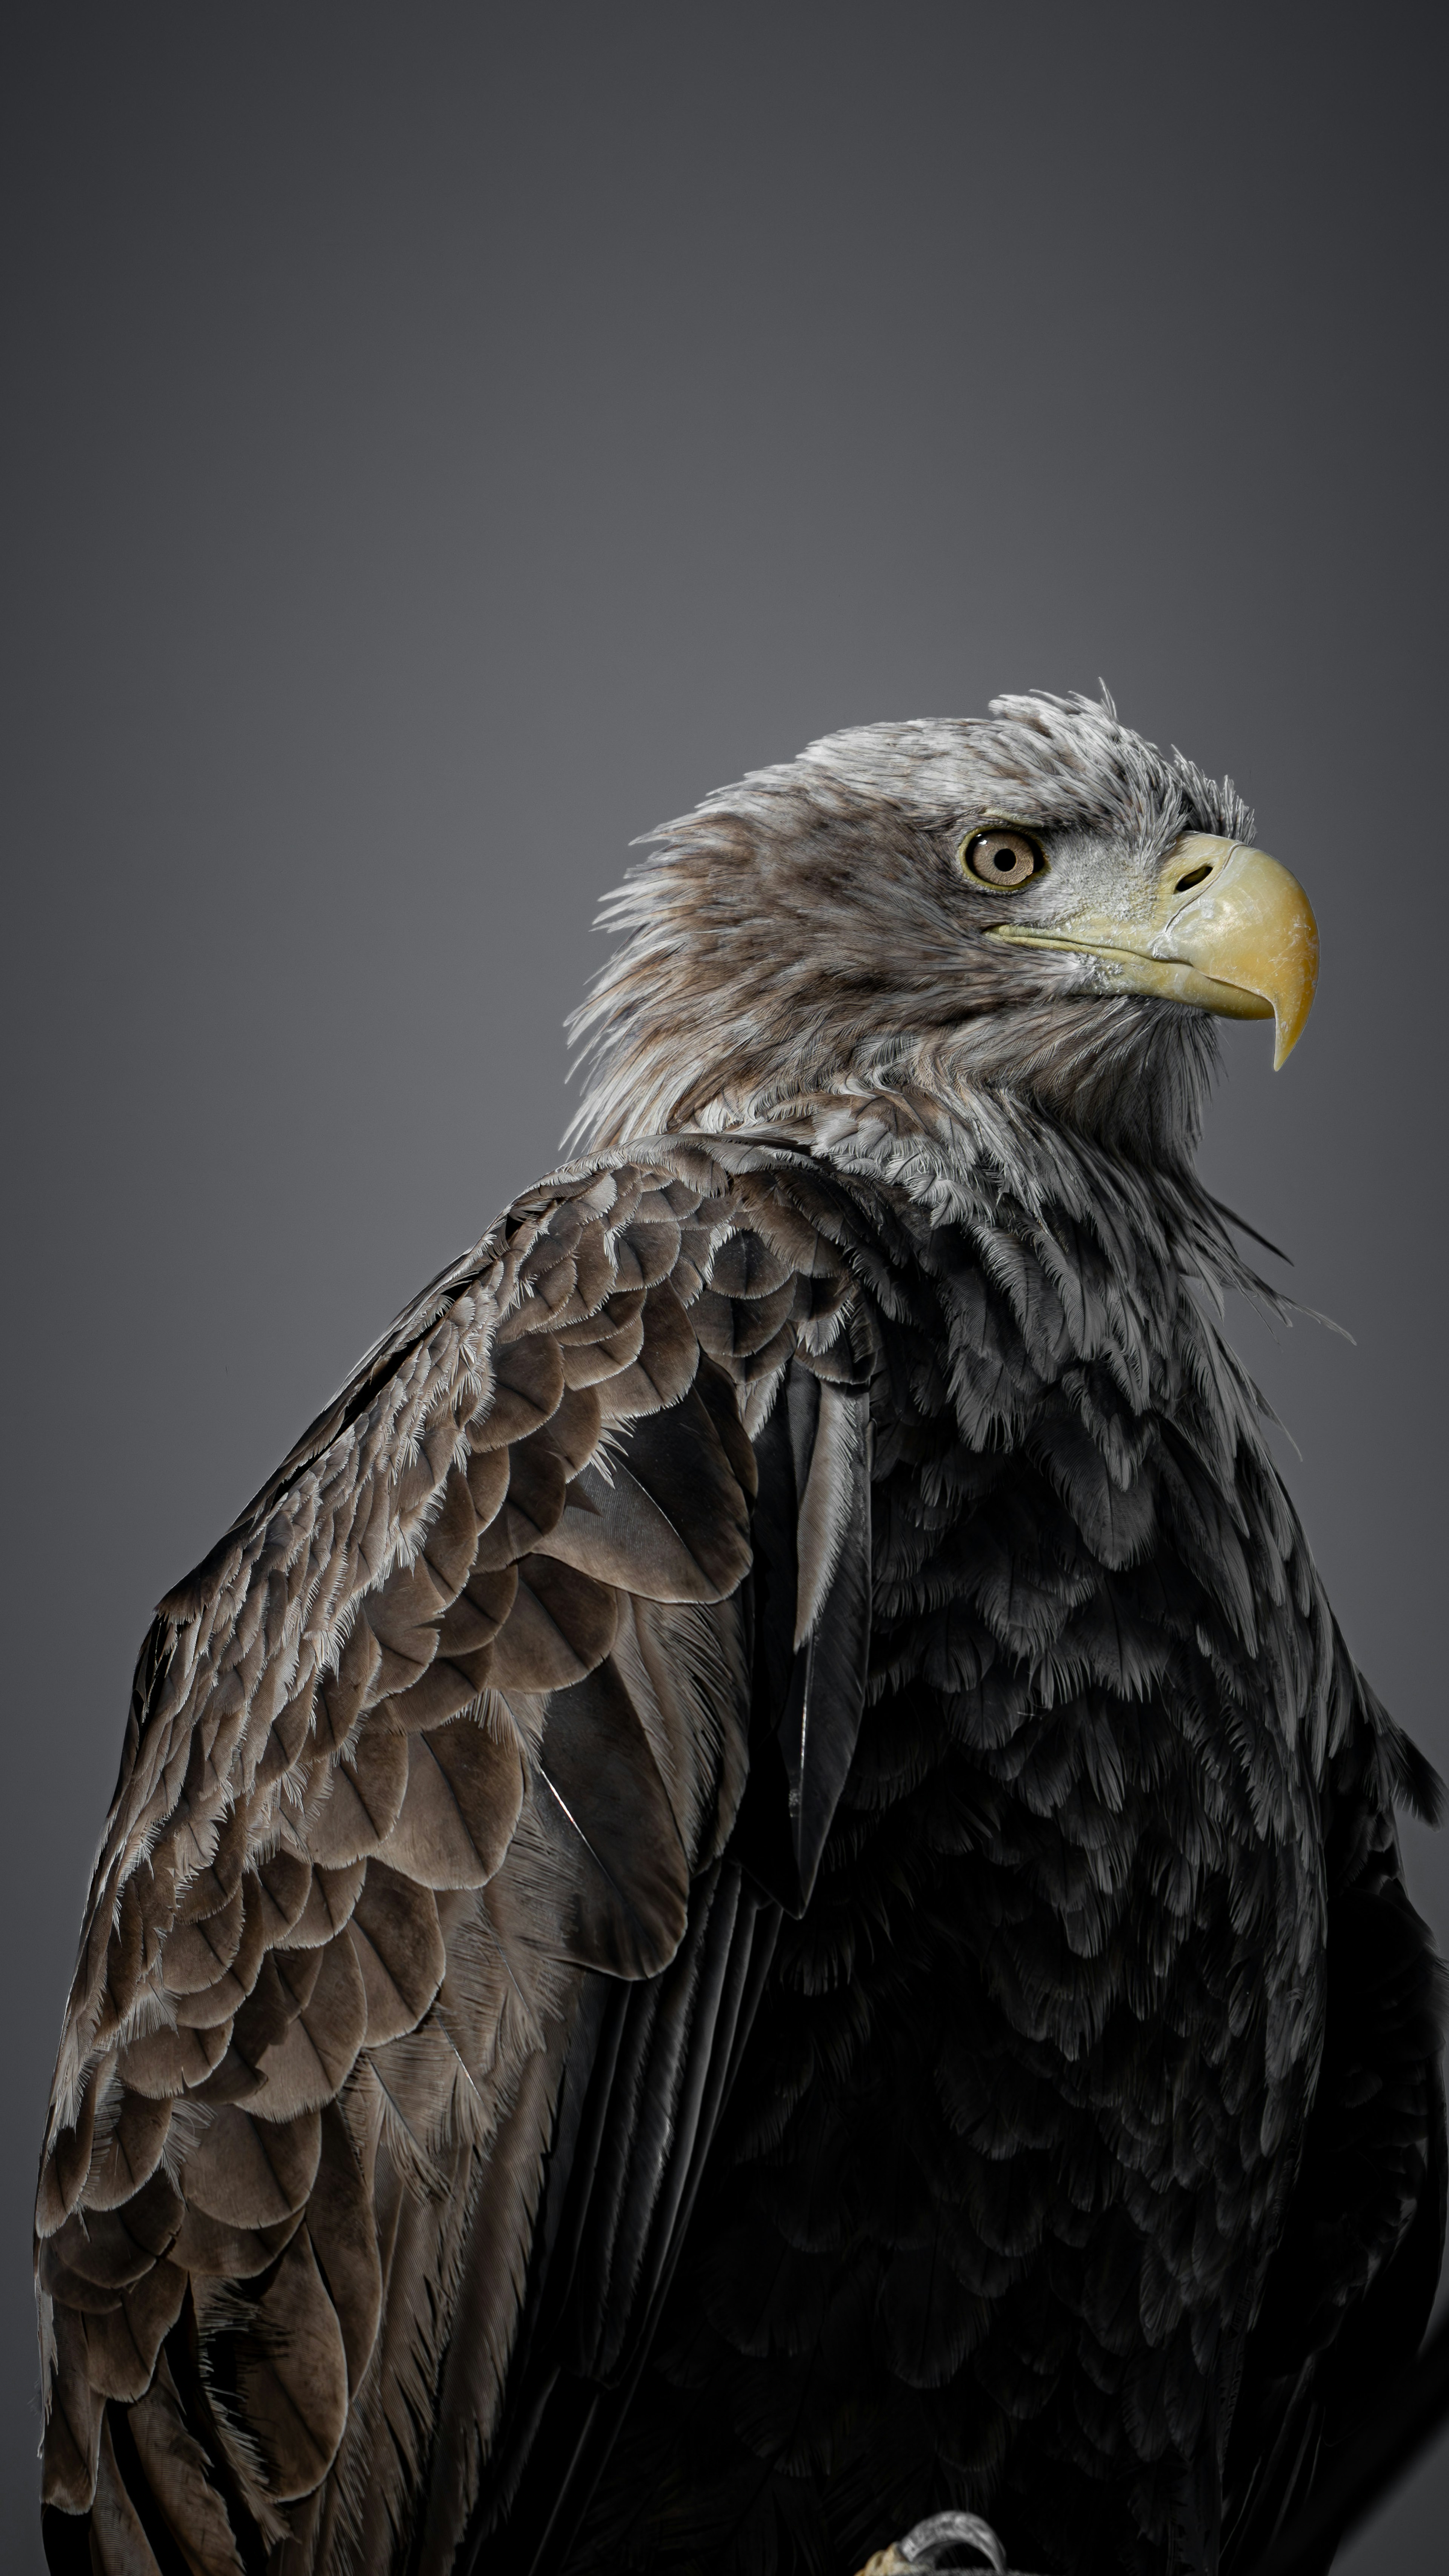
left=90, top=2412, right=159, bottom=2575
left=182, top=2106, right=321, bottom=2229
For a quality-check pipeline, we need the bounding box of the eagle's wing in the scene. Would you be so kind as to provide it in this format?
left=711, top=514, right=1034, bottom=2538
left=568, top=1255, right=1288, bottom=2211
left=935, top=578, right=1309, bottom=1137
left=1221, top=1665, right=1446, bottom=2576
left=35, top=1140, right=882, bottom=2576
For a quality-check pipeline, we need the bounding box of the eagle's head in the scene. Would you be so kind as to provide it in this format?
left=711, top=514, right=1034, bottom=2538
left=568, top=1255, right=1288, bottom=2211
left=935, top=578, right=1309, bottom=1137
left=567, top=690, right=1317, bottom=1166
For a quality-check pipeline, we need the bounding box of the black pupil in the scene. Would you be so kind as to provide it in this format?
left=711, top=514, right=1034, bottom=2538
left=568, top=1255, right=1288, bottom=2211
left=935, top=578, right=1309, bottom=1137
left=993, top=848, right=1017, bottom=871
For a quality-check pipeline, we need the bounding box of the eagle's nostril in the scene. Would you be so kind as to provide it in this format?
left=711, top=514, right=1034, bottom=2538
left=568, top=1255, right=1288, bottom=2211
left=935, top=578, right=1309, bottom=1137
left=1175, top=862, right=1213, bottom=893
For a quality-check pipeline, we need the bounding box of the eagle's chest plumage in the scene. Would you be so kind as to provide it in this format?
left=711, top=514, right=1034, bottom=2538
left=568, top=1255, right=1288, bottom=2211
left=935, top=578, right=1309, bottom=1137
left=584, top=1167, right=1332, bottom=2576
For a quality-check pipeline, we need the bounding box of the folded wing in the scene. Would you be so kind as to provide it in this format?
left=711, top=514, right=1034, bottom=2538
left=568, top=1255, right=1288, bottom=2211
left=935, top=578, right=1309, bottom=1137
left=35, top=1142, right=881, bottom=2576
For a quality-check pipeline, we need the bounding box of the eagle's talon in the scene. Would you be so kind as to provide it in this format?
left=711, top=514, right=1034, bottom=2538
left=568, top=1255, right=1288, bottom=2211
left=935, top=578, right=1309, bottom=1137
left=854, top=2510, right=1028, bottom=2576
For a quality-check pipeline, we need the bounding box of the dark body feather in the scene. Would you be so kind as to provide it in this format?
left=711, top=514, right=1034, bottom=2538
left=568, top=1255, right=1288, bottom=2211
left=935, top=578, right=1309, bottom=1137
left=36, top=695, right=1444, bottom=2576
left=573, top=1114, right=1445, bottom=2576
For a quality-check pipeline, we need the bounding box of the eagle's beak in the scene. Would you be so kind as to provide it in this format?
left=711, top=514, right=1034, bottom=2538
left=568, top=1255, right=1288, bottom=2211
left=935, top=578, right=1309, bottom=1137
left=986, top=835, right=1319, bottom=1069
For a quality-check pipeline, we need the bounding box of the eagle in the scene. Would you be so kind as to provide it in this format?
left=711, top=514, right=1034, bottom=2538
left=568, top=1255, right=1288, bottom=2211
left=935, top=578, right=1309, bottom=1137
left=35, top=691, right=1444, bottom=2576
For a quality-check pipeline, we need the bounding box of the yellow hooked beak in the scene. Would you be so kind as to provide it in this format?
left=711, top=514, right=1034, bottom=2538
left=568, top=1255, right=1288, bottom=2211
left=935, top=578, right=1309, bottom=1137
left=985, top=835, right=1320, bottom=1068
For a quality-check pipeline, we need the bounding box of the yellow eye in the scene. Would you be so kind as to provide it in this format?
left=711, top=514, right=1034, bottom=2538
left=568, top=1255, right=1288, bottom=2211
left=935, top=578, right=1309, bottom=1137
left=959, top=828, right=1045, bottom=890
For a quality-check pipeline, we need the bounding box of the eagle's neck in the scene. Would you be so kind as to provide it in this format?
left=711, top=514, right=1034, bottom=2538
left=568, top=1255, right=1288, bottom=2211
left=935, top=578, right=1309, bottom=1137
left=575, top=987, right=1221, bottom=1173
left=736, top=1074, right=1278, bottom=1329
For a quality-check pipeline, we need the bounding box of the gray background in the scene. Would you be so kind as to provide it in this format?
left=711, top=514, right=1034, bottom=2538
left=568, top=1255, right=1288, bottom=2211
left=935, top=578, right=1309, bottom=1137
left=3, top=5, right=1444, bottom=2567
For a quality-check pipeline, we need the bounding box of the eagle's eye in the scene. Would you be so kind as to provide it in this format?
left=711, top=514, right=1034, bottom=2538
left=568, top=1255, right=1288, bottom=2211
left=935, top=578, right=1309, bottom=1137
left=958, top=828, right=1044, bottom=891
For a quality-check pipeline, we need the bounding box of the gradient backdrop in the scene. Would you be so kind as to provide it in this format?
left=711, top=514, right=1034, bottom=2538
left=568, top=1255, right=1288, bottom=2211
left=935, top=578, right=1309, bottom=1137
left=4, top=7, right=1445, bottom=2567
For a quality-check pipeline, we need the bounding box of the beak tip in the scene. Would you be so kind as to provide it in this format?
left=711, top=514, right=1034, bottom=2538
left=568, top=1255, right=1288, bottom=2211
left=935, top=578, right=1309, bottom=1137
left=1271, top=981, right=1316, bottom=1071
